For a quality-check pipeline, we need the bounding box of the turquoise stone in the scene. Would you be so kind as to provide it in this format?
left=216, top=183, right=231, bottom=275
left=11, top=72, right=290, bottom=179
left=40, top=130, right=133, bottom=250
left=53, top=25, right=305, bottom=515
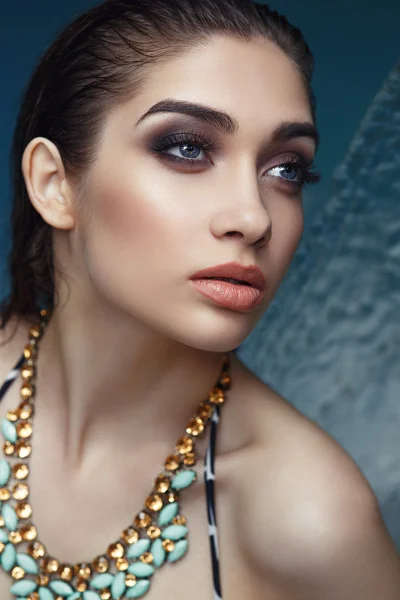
left=10, top=579, right=37, bottom=596
left=150, top=538, right=166, bottom=568
left=39, top=587, right=55, bottom=599
left=111, top=571, right=126, bottom=599
left=49, top=580, right=74, bottom=596
left=0, top=458, right=11, bottom=486
left=1, top=419, right=17, bottom=444
left=170, top=470, right=196, bottom=490
left=3, top=504, right=19, bottom=531
left=67, top=594, right=81, bottom=600
left=83, top=592, right=102, bottom=600
left=126, top=538, right=151, bottom=560
left=158, top=502, right=178, bottom=526
left=167, top=539, right=189, bottom=563
left=91, top=573, right=114, bottom=589
left=128, top=562, right=155, bottom=578
left=161, top=524, right=188, bottom=541
left=1, top=543, right=16, bottom=572
left=0, top=528, right=8, bottom=543
left=126, top=580, right=151, bottom=598
left=17, top=552, right=39, bottom=574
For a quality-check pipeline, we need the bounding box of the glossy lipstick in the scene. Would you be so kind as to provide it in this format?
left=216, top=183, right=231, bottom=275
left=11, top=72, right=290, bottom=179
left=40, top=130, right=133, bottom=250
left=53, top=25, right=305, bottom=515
left=189, top=262, right=266, bottom=312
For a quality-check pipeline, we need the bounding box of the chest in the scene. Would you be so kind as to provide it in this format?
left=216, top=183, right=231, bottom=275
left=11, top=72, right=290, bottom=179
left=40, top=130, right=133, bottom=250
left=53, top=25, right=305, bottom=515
left=0, top=381, right=264, bottom=600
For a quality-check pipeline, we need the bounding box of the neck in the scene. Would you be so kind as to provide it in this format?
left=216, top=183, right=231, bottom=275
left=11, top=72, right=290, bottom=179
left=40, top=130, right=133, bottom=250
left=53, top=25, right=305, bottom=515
left=35, top=303, right=226, bottom=468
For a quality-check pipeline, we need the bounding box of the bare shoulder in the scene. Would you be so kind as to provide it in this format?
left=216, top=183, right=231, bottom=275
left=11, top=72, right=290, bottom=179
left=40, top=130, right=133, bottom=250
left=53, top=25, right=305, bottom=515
left=227, top=352, right=374, bottom=500
left=0, top=314, right=33, bottom=382
left=225, top=353, right=400, bottom=598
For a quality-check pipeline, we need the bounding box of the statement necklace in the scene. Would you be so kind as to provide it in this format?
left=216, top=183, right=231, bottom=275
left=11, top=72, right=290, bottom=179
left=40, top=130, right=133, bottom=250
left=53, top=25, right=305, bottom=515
left=0, top=310, right=231, bottom=600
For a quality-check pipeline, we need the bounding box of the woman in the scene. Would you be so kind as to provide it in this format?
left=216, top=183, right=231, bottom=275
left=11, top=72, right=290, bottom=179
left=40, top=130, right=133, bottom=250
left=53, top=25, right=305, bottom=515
left=0, top=0, right=399, bottom=598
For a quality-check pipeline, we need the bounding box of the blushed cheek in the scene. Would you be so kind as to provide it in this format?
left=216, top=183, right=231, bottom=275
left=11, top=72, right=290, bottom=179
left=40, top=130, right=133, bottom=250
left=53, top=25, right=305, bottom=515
left=269, top=202, right=304, bottom=280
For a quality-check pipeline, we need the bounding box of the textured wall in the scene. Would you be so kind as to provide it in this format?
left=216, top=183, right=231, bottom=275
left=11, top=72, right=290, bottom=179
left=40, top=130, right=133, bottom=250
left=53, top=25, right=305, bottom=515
left=240, top=62, right=400, bottom=549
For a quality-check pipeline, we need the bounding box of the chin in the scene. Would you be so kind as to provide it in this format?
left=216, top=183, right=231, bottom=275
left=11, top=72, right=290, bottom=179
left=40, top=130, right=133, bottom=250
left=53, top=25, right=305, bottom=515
left=161, top=305, right=263, bottom=353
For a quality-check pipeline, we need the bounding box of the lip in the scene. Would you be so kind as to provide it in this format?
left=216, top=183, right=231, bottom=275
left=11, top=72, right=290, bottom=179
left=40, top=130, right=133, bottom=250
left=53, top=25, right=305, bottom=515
left=189, top=262, right=266, bottom=290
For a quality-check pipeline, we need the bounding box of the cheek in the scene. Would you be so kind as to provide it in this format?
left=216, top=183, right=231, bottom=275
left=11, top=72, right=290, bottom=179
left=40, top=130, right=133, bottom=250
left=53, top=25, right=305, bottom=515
left=269, top=199, right=304, bottom=275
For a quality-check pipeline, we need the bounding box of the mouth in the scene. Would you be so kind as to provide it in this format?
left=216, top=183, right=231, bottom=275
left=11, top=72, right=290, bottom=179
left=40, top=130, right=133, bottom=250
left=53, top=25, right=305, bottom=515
left=189, top=262, right=266, bottom=313
left=189, top=262, right=266, bottom=290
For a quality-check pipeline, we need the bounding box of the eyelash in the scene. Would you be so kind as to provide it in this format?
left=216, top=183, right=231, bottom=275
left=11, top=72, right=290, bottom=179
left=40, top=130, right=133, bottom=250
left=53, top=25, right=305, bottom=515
left=151, top=132, right=321, bottom=188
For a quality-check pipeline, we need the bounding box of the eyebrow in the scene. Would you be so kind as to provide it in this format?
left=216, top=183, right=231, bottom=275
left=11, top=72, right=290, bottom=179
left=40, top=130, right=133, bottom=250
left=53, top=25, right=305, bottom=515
left=137, top=99, right=319, bottom=149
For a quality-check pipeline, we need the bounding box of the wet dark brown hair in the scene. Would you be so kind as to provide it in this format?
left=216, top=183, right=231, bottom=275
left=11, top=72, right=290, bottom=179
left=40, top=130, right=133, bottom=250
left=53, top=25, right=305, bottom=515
left=0, top=0, right=316, bottom=330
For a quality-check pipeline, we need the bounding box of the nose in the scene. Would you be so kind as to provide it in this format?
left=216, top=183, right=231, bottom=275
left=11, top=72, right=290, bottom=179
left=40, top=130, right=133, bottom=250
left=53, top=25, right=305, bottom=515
left=209, top=178, right=272, bottom=249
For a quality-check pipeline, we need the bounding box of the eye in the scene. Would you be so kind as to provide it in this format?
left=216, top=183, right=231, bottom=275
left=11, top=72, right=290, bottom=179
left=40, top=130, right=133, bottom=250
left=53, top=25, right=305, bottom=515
left=267, top=159, right=320, bottom=187
left=167, top=141, right=205, bottom=161
left=150, top=132, right=219, bottom=166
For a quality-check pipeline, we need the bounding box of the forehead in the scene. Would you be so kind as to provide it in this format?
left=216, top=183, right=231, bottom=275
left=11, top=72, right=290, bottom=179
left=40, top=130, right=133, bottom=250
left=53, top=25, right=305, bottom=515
left=123, top=35, right=313, bottom=133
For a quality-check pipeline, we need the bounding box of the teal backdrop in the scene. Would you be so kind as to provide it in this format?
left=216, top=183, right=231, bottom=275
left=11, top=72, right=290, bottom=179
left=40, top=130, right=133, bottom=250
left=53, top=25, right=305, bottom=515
left=1, top=1, right=400, bottom=548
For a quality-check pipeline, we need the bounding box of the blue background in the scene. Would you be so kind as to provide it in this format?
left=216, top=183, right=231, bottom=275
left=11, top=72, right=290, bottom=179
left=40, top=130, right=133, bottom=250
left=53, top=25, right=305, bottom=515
left=1, top=1, right=400, bottom=549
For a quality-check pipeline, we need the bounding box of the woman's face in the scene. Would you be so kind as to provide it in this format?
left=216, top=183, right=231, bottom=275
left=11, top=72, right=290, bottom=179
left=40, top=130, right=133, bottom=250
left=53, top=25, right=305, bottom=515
left=72, top=35, right=318, bottom=351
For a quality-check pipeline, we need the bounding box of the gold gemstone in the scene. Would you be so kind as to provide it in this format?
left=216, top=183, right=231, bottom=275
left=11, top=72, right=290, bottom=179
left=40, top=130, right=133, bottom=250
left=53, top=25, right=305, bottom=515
left=100, top=592, right=112, bottom=600
left=16, top=441, right=32, bottom=459
left=46, top=558, right=60, bottom=573
left=21, top=365, right=34, bottom=381
left=121, top=527, right=139, bottom=545
left=23, top=345, right=33, bottom=360
left=13, top=483, right=29, bottom=501
left=93, top=556, right=109, bottom=573
left=155, top=475, right=170, bottom=494
left=0, top=488, right=10, bottom=501
left=176, top=436, right=193, bottom=455
left=167, top=492, right=179, bottom=503
left=162, top=539, right=175, bottom=552
left=209, top=388, right=224, bottom=404
left=28, top=594, right=39, bottom=600
left=145, top=494, right=163, bottom=512
left=134, top=511, right=152, bottom=529
left=4, top=441, right=15, bottom=456
left=165, top=455, right=181, bottom=471
left=147, top=526, right=161, bottom=539
left=172, top=515, right=187, bottom=525
left=125, top=574, right=137, bottom=588
left=140, top=552, right=153, bottom=564
left=107, top=542, right=124, bottom=559
left=16, top=502, right=32, bottom=520
left=59, top=565, right=73, bottom=581
left=40, top=308, right=49, bottom=318
left=19, top=403, right=33, bottom=420
left=21, top=525, right=37, bottom=541
left=9, top=531, right=23, bottom=544
left=198, top=403, right=213, bottom=420
left=75, top=563, right=91, bottom=580
left=36, top=574, right=49, bottom=586
left=219, top=374, right=231, bottom=389
left=20, top=383, right=33, bottom=400
left=11, top=565, right=25, bottom=579
left=7, top=410, right=19, bottom=422
left=13, top=463, right=29, bottom=480
left=28, top=541, right=46, bottom=559
left=186, top=417, right=204, bottom=437
left=116, top=557, right=129, bottom=571
left=0, top=543, right=4, bottom=553
left=0, top=517, right=4, bottom=527
left=16, top=421, right=33, bottom=439
left=183, top=452, right=196, bottom=466
left=76, top=580, right=88, bottom=592
left=29, top=325, right=41, bottom=339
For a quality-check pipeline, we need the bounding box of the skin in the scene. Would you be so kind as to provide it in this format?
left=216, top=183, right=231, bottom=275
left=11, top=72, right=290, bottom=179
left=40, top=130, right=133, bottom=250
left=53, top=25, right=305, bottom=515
left=0, top=34, right=399, bottom=599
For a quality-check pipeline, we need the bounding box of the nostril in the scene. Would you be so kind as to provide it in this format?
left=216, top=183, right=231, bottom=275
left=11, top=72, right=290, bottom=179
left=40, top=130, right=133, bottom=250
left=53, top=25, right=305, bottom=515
left=226, top=231, right=244, bottom=238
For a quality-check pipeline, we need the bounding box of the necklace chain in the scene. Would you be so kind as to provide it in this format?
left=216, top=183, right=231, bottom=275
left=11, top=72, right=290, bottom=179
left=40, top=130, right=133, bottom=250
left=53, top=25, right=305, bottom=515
left=0, top=310, right=231, bottom=600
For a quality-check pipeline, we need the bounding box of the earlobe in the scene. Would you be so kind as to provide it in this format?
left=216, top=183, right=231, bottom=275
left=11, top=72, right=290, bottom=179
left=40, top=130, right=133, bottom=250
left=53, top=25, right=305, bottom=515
left=22, top=137, right=75, bottom=230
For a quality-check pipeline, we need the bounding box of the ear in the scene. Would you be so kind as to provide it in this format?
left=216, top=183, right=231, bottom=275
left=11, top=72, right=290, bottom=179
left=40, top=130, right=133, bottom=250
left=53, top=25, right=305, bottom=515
left=22, top=137, right=76, bottom=230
